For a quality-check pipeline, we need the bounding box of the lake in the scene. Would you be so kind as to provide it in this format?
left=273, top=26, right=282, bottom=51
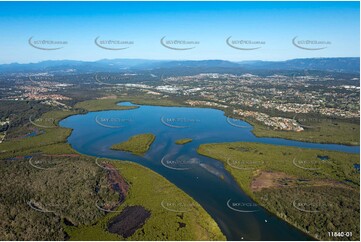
left=60, top=102, right=359, bottom=240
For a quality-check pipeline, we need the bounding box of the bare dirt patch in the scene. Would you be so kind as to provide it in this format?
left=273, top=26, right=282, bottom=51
left=251, top=170, right=296, bottom=192
left=251, top=170, right=352, bottom=192
left=98, top=95, right=117, bottom=100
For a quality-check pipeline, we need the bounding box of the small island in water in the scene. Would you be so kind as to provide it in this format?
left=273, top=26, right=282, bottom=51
left=111, top=133, right=155, bottom=155
left=175, top=138, right=193, bottom=145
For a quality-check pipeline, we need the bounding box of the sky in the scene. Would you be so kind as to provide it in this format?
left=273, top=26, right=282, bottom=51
left=0, top=1, right=359, bottom=64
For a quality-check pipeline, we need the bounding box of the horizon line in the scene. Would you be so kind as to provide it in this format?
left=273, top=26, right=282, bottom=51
left=2, top=56, right=360, bottom=66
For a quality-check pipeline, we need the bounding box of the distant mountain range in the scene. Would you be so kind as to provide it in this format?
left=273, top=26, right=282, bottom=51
left=0, top=57, right=359, bottom=74
left=237, top=58, right=360, bottom=73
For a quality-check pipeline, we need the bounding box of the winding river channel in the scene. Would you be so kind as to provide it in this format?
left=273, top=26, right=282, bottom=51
left=59, top=102, right=359, bottom=241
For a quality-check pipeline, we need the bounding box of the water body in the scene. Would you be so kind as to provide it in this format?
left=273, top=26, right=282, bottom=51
left=60, top=102, right=359, bottom=241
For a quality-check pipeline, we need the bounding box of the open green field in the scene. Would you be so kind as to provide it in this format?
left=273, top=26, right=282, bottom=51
left=74, top=99, right=138, bottom=112
left=111, top=133, right=156, bottom=156
left=76, top=95, right=186, bottom=112
left=175, top=138, right=193, bottom=145
left=116, top=94, right=186, bottom=107
left=197, top=142, right=360, bottom=240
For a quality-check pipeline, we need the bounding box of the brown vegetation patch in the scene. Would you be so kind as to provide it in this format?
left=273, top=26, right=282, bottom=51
left=251, top=170, right=352, bottom=192
left=98, top=95, right=117, bottom=100
left=104, top=164, right=129, bottom=203
left=251, top=170, right=296, bottom=192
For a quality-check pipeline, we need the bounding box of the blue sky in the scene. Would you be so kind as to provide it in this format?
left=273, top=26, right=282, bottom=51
left=0, top=1, right=359, bottom=64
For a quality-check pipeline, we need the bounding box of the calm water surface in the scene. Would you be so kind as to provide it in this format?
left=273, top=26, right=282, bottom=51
left=60, top=102, right=359, bottom=241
